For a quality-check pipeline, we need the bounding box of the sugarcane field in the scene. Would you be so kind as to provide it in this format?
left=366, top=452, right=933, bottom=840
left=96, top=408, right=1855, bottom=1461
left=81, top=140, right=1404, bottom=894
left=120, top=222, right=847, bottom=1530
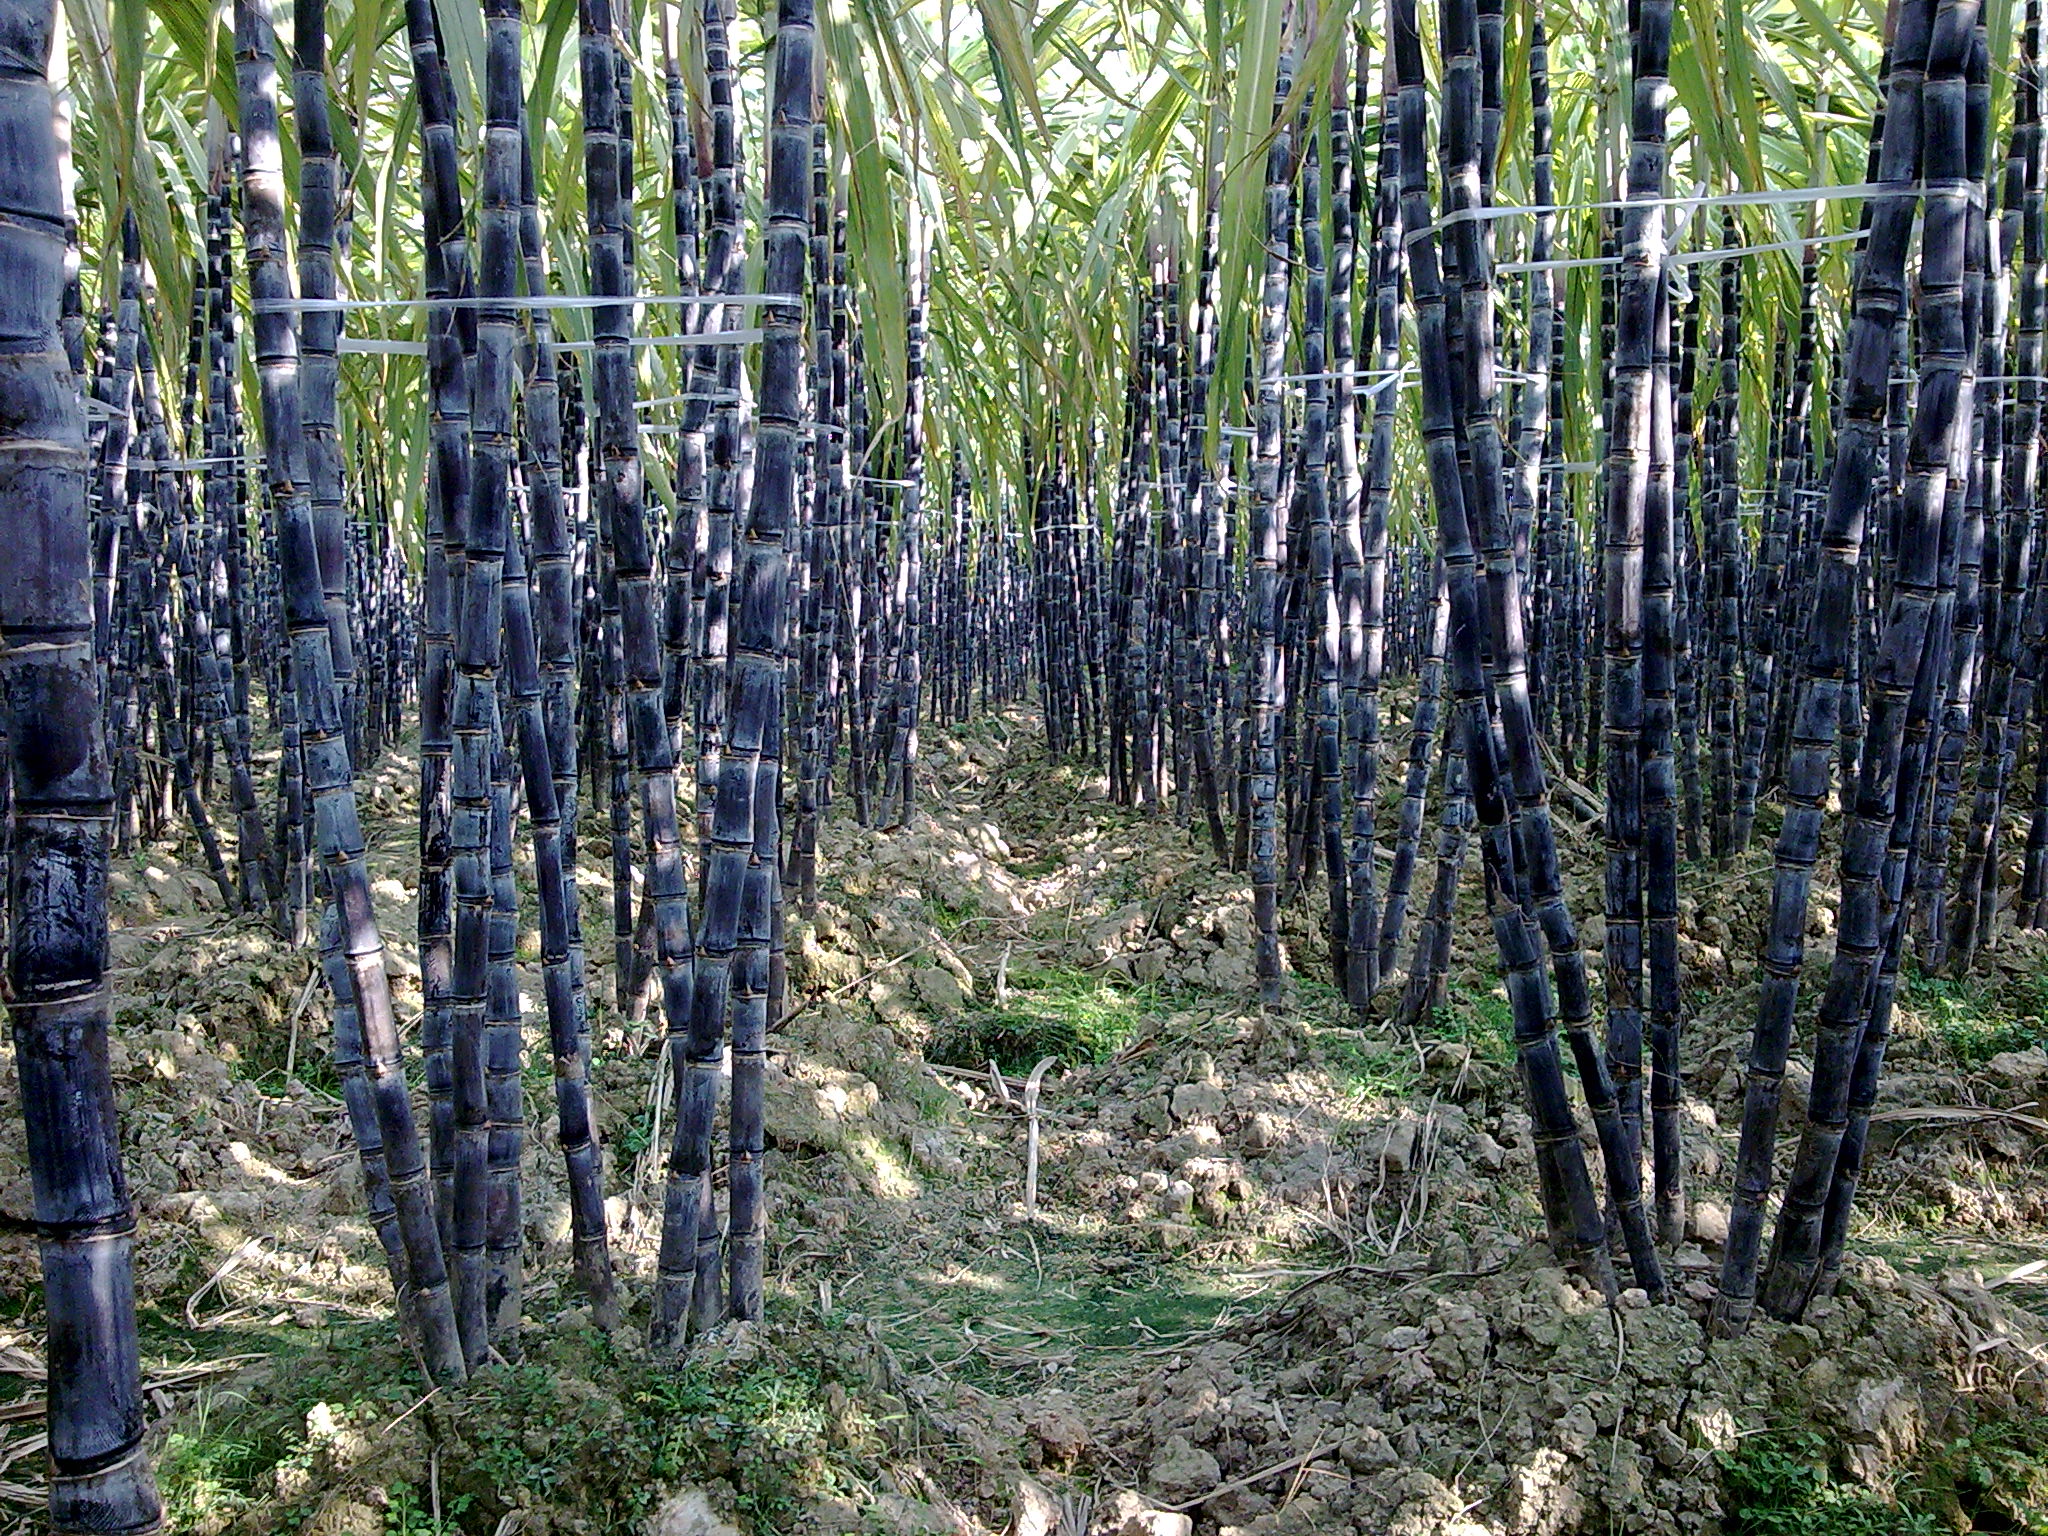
left=13, top=0, right=2048, bottom=1529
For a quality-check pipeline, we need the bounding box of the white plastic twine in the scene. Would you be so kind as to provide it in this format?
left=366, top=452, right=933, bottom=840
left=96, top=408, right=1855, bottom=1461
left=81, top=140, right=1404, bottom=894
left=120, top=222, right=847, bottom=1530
left=1275, top=366, right=1406, bottom=384
left=1407, top=176, right=1985, bottom=249
left=337, top=337, right=430, bottom=355
left=1419, top=177, right=1988, bottom=281
left=635, top=390, right=741, bottom=410
left=250, top=290, right=783, bottom=358
left=1222, top=363, right=1419, bottom=408
left=254, top=290, right=787, bottom=313
left=338, top=329, right=766, bottom=357
left=157, top=456, right=249, bottom=471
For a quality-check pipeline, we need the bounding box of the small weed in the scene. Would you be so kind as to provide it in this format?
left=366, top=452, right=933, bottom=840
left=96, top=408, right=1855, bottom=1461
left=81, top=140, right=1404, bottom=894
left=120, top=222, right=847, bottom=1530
left=1012, top=845, right=1069, bottom=880
left=384, top=1480, right=473, bottom=1534
left=882, top=1236, right=1246, bottom=1391
left=227, top=1027, right=343, bottom=1099
left=928, top=965, right=1155, bottom=1074
left=899, top=1067, right=957, bottom=1122
left=1897, top=966, right=2045, bottom=1065
left=1897, top=1199, right=1952, bottom=1232
left=921, top=892, right=983, bottom=938
left=1721, top=1428, right=1939, bottom=1536
left=948, top=714, right=1012, bottom=748
left=435, top=1351, right=761, bottom=1529
left=1722, top=1416, right=2048, bottom=1536
left=1919, top=1412, right=2048, bottom=1531
left=159, top=1402, right=287, bottom=1533
left=1431, top=983, right=1518, bottom=1065
left=521, top=1042, right=553, bottom=1102
left=1290, top=974, right=1350, bottom=1013
left=617, top=1098, right=659, bottom=1158
left=153, top=1321, right=420, bottom=1531
left=1098, top=865, right=1146, bottom=908
left=1320, top=1031, right=1419, bottom=1100
left=158, top=1325, right=867, bottom=1535
left=621, top=1350, right=858, bottom=1531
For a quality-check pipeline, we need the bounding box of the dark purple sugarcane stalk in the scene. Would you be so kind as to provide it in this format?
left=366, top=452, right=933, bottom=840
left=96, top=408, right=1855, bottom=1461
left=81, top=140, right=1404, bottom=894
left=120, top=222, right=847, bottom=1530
left=717, top=0, right=810, bottom=1322
left=1336, top=32, right=1382, bottom=1008
left=1395, top=0, right=1615, bottom=1293
left=519, top=123, right=597, bottom=1058
left=1299, top=129, right=1347, bottom=986
left=1643, top=268, right=1685, bottom=1250
left=440, top=0, right=532, bottom=1360
left=131, top=332, right=235, bottom=911
left=1377, top=559, right=1446, bottom=981
left=1706, top=219, right=1743, bottom=865
left=162, top=350, right=276, bottom=912
left=559, top=0, right=699, bottom=1354
left=794, top=121, right=834, bottom=910
left=662, top=48, right=704, bottom=748
left=1245, top=37, right=1295, bottom=1008
left=1732, top=243, right=1822, bottom=851
left=0, top=8, right=165, bottom=1516
left=1182, top=178, right=1231, bottom=860
left=1465, top=0, right=1663, bottom=1295
left=1156, top=241, right=1189, bottom=823
left=694, top=0, right=744, bottom=871
left=1396, top=733, right=1468, bottom=1030
left=1712, top=0, right=1934, bottom=1336
left=400, top=0, right=472, bottom=1269
left=1761, top=1, right=1984, bottom=1319
left=1920, top=68, right=2015, bottom=964
left=98, top=221, right=140, bottom=853
left=882, top=199, right=928, bottom=827
left=1673, top=289, right=1705, bottom=866
left=1950, top=0, right=2042, bottom=963
left=236, top=0, right=465, bottom=1383
left=207, top=182, right=261, bottom=910
left=294, top=0, right=356, bottom=763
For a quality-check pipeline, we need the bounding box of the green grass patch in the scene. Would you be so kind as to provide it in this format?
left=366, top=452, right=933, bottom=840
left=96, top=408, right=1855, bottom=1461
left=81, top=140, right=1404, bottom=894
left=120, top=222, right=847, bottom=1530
left=1722, top=1428, right=1939, bottom=1536
left=920, top=891, right=983, bottom=938
left=224, top=1022, right=343, bottom=1099
left=1095, top=864, right=1148, bottom=909
left=1917, top=1412, right=2048, bottom=1532
left=154, top=1319, right=419, bottom=1533
left=1310, top=977, right=1511, bottom=1103
left=156, top=1321, right=870, bottom=1535
left=1722, top=1415, right=2048, bottom=1536
left=383, top=1479, right=472, bottom=1534
left=1010, top=844, right=1070, bottom=880
left=1896, top=965, right=2047, bottom=1065
left=945, top=713, right=1014, bottom=749
left=875, top=1058, right=959, bottom=1122
left=161, top=1395, right=308, bottom=1533
left=1431, top=982, right=1519, bottom=1066
left=414, top=1345, right=855, bottom=1532
left=990, top=1267, right=1241, bottom=1354
left=879, top=1236, right=1248, bottom=1392
left=926, top=964, right=1158, bottom=1075
left=1318, top=1030, right=1420, bottom=1100
left=616, top=1096, right=659, bottom=1160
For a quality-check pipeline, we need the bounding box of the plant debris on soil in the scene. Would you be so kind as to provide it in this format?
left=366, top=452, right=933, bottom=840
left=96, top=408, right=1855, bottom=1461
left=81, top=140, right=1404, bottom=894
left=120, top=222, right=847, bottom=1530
left=2, top=709, right=2046, bottom=1535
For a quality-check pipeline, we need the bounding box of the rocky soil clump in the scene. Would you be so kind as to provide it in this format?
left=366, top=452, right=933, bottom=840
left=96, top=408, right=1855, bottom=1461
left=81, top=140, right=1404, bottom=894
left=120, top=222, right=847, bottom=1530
left=0, top=714, right=2044, bottom=1534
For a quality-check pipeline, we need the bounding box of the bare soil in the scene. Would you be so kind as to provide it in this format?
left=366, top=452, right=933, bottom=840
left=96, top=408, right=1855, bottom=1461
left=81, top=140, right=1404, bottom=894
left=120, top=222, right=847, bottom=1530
left=1, top=711, right=2044, bottom=1535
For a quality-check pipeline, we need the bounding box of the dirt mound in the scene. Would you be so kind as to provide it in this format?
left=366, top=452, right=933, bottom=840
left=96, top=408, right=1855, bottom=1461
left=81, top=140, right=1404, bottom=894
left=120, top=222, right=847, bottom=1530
left=1100, top=1254, right=2046, bottom=1535
left=1, top=712, right=2045, bottom=1534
